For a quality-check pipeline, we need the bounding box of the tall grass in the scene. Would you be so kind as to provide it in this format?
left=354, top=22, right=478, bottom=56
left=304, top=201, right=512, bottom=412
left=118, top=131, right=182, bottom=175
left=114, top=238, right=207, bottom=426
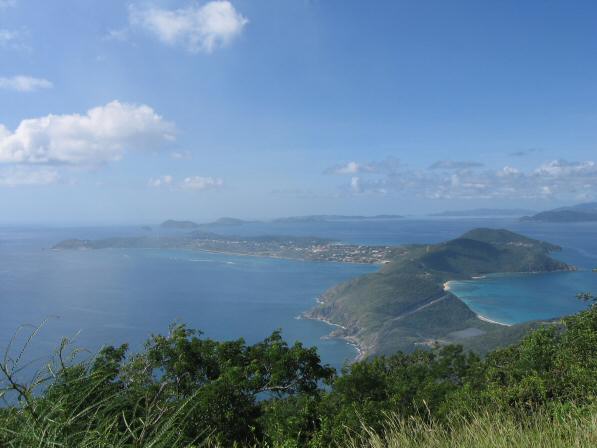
left=345, top=410, right=597, bottom=448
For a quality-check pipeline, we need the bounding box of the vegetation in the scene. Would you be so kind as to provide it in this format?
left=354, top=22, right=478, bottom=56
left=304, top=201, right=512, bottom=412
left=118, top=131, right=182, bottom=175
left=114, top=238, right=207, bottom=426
left=2, top=300, right=597, bottom=447
left=521, top=202, right=597, bottom=223
left=307, top=228, right=572, bottom=356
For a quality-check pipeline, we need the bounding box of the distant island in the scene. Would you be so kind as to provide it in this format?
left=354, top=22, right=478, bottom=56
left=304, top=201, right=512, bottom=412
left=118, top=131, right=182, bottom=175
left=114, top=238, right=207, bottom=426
left=304, top=228, right=574, bottom=358
left=521, top=202, right=597, bottom=223
left=272, top=214, right=403, bottom=223
left=53, top=232, right=402, bottom=264
left=431, top=208, right=536, bottom=217
left=160, top=220, right=201, bottom=229
left=159, top=215, right=403, bottom=229
left=198, top=217, right=260, bottom=227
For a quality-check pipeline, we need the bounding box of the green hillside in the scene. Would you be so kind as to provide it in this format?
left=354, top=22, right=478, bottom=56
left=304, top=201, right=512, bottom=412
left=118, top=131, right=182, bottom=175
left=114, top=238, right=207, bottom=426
left=306, top=228, right=572, bottom=356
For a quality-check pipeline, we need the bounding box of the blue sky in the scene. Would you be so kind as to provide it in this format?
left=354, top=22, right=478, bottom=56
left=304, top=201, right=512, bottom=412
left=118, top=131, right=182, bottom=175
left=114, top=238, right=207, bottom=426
left=1, top=0, right=596, bottom=223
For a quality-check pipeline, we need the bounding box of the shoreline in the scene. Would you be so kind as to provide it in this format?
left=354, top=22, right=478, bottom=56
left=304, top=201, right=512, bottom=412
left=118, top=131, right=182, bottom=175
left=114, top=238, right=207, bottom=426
left=299, top=305, right=367, bottom=362
left=476, top=313, right=512, bottom=327
left=444, top=279, right=513, bottom=327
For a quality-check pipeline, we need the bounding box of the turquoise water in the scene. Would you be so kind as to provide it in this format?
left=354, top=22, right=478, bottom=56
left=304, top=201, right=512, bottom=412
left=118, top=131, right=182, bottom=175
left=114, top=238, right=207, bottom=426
left=448, top=270, right=597, bottom=325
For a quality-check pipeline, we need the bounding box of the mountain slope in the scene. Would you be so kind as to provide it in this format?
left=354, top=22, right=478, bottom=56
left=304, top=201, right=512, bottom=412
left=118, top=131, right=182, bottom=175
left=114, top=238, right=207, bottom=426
left=522, top=202, right=597, bottom=222
left=305, top=228, right=572, bottom=356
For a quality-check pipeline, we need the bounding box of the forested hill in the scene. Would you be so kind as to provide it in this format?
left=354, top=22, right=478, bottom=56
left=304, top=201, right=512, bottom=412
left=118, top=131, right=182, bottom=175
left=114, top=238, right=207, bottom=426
left=521, top=202, right=597, bottom=222
left=305, top=228, right=574, bottom=357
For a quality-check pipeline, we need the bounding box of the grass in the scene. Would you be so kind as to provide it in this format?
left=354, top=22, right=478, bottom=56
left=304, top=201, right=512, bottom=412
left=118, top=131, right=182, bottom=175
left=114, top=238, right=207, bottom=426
left=345, top=410, right=597, bottom=448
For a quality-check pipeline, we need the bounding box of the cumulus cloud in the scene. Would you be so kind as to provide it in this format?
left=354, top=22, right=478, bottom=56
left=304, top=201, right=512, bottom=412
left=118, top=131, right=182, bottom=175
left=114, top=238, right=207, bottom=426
left=0, top=75, right=53, bottom=92
left=331, top=157, right=597, bottom=201
left=129, top=1, right=248, bottom=53
left=0, top=101, right=175, bottom=166
left=0, top=167, right=59, bottom=187
left=148, top=175, right=173, bottom=188
left=180, top=176, right=223, bottom=191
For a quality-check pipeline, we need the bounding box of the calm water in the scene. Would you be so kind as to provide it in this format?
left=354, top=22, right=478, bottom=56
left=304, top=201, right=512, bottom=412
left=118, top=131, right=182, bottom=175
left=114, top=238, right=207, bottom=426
left=1, top=219, right=596, bottom=373
left=0, top=227, right=376, bottom=371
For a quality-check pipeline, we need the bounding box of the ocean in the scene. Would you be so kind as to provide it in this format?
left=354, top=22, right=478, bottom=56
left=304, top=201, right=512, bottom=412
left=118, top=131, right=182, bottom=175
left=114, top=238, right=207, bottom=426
left=1, top=219, right=596, bottom=373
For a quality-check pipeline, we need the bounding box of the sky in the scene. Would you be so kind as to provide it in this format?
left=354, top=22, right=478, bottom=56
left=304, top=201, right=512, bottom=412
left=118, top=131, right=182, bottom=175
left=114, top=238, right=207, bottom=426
left=1, top=0, right=597, bottom=224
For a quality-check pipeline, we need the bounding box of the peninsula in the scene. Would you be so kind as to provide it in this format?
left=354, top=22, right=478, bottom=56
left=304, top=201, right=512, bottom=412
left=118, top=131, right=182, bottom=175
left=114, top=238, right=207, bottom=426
left=304, top=228, right=574, bottom=358
left=521, top=202, right=597, bottom=222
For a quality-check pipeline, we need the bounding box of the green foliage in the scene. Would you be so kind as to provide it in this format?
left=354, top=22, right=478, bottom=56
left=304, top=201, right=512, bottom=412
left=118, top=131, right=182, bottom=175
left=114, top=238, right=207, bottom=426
left=308, top=229, right=572, bottom=356
left=2, top=304, right=597, bottom=447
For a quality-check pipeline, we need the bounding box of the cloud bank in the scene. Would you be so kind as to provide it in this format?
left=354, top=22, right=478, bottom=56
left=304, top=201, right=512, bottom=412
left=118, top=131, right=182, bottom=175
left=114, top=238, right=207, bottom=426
left=327, top=158, right=597, bottom=201
left=129, top=1, right=248, bottom=53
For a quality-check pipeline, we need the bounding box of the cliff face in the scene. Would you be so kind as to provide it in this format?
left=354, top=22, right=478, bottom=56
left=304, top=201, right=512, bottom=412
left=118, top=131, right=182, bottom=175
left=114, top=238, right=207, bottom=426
left=306, top=228, right=573, bottom=357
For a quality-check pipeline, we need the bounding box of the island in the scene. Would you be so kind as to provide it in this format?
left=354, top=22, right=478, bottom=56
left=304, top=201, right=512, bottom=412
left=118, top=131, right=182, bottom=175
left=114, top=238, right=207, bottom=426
left=53, top=232, right=403, bottom=264
left=304, top=228, right=574, bottom=358
left=160, top=220, right=201, bottom=229
left=272, top=214, right=403, bottom=223
left=431, top=208, right=535, bottom=217
left=197, top=217, right=260, bottom=227
left=53, top=228, right=575, bottom=358
left=521, top=202, right=597, bottom=222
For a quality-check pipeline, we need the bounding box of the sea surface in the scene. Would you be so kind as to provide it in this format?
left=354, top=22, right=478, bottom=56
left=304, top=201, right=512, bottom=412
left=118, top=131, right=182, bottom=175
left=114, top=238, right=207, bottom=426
left=1, top=218, right=596, bottom=374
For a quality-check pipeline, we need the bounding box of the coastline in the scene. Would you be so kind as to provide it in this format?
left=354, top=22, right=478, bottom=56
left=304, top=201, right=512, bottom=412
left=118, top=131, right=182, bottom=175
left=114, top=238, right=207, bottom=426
left=476, top=313, right=512, bottom=326
left=299, top=304, right=367, bottom=362
left=444, top=278, right=513, bottom=327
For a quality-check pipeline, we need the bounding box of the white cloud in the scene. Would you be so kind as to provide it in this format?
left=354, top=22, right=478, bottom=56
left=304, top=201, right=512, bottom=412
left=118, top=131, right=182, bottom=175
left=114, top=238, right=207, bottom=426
left=0, top=167, right=59, bottom=187
left=148, top=175, right=173, bottom=188
left=0, top=101, right=175, bottom=165
left=331, top=157, right=597, bottom=201
left=0, top=0, right=16, bottom=8
left=350, top=176, right=361, bottom=193
left=0, top=29, right=28, bottom=51
left=327, top=161, right=375, bottom=175
left=129, top=1, right=248, bottom=53
left=326, top=157, right=401, bottom=176
left=0, top=76, right=53, bottom=92
left=180, top=176, right=223, bottom=191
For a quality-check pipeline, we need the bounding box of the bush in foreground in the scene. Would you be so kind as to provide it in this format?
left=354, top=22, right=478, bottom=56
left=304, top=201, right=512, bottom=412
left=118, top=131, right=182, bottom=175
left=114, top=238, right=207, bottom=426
left=1, top=304, right=597, bottom=447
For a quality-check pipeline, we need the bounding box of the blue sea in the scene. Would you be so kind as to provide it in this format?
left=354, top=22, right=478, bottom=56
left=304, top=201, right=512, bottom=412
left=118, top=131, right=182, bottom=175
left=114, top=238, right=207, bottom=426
left=1, top=219, right=596, bottom=373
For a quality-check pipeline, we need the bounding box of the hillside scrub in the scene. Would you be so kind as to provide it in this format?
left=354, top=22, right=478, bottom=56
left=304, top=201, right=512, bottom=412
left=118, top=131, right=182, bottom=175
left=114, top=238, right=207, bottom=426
left=1, top=303, right=597, bottom=447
